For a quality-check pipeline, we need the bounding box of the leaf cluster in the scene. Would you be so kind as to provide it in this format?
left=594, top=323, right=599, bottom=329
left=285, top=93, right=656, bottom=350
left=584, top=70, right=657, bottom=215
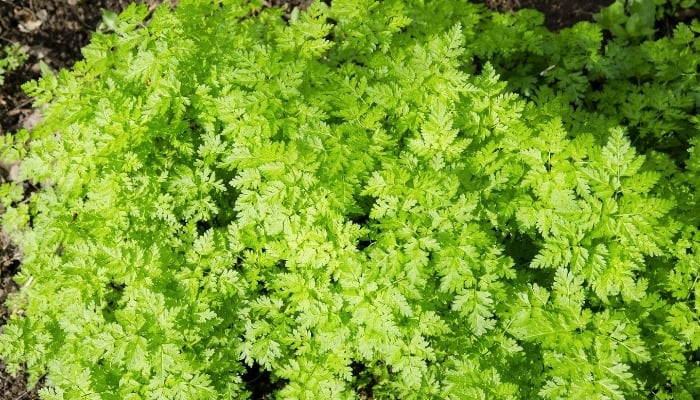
left=0, top=0, right=699, bottom=399
left=0, top=43, right=28, bottom=86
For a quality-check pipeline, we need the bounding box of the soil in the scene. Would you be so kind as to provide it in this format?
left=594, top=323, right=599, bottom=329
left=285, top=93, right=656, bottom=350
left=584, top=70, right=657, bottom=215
left=0, top=0, right=616, bottom=398
left=483, top=0, right=614, bottom=31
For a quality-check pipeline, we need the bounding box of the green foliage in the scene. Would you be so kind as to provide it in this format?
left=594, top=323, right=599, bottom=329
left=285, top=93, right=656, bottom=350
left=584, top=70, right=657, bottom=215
left=466, top=2, right=700, bottom=167
left=0, top=43, right=28, bottom=86
left=0, top=0, right=699, bottom=398
left=595, top=0, right=657, bottom=39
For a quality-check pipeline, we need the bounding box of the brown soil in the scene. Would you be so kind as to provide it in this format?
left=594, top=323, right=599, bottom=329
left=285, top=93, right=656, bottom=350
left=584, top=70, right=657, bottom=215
left=0, top=0, right=613, bottom=398
left=483, top=0, right=615, bottom=31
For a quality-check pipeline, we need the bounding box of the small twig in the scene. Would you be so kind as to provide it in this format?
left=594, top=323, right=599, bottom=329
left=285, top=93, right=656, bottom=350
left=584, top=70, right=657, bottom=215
left=7, top=98, right=34, bottom=114
left=0, top=35, right=17, bottom=44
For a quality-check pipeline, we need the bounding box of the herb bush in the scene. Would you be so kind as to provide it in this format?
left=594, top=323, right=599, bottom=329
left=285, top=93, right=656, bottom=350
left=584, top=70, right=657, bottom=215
left=1, top=0, right=699, bottom=398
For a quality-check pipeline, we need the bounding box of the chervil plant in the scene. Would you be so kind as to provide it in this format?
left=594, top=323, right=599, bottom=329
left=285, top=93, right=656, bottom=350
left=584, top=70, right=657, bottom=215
left=0, top=43, right=28, bottom=86
left=1, top=0, right=699, bottom=399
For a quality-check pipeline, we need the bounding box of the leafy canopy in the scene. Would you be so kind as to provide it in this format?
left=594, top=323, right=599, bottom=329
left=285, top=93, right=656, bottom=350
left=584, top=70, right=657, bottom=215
left=1, top=0, right=699, bottom=399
